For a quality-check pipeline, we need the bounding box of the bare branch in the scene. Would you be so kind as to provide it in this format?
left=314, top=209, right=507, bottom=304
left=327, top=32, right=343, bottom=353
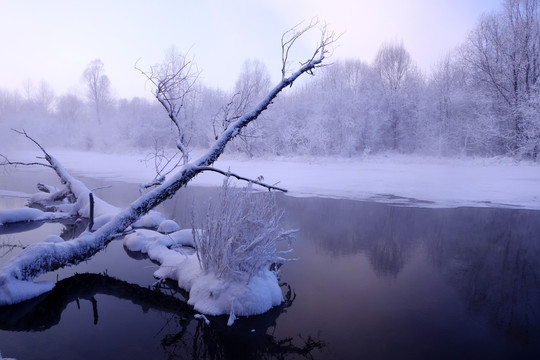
left=0, top=130, right=53, bottom=169
left=135, top=50, right=200, bottom=164
left=194, top=166, right=288, bottom=192
left=139, top=139, right=186, bottom=193
left=0, top=154, right=51, bottom=168
left=281, top=19, right=337, bottom=80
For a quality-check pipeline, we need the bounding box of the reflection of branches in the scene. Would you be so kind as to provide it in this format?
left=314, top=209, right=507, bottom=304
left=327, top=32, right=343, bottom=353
left=160, top=282, right=325, bottom=360
left=0, top=273, right=194, bottom=332
left=0, top=274, right=325, bottom=359
left=0, top=235, right=24, bottom=258
left=366, top=207, right=411, bottom=278
left=429, top=208, right=540, bottom=346
left=367, top=236, right=406, bottom=278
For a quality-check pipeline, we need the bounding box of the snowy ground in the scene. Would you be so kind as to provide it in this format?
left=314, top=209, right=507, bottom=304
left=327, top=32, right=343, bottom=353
left=1, top=149, right=539, bottom=210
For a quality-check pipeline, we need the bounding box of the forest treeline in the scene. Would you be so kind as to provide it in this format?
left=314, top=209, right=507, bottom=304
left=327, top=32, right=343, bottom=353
left=1, top=0, right=538, bottom=160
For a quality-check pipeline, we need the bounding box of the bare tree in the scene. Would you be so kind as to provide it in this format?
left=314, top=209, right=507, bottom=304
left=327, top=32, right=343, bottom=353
left=0, top=21, right=336, bottom=306
left=56, top=94, right=85, bottom=123
left=137, top=47, right=199, bottom=165
left=82, top=59, right=113, bottom=124
left=34, top=81, right=56, bottom=114
left=374, top=41, right=416, bottom=150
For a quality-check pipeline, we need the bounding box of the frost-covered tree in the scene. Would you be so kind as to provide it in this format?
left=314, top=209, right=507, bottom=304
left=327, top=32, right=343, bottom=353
left=56, top=94, right=85, bottom=123
left=421, top=53, right=499, bottom=155
left=225, top=59, right=271, bottom=157
left=460, top=0, right=540, bottom=157
left=82, top=59, right=113, bottom=124
left=374, top=41, right=422, bottom=151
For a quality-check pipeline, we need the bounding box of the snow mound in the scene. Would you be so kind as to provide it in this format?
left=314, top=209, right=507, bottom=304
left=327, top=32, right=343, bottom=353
left=123, top=228, right=194, bottom=253
left=44, top=235, right=64, bottom=243
left=133, top=210, right=165, bottom=228
left=157, top=219, right=181, bottom=234
left=0, top=277, right=54, bottom=306
left=188, top=269, right=283, bottom=319
left=123, top=227, right=283, bottom=324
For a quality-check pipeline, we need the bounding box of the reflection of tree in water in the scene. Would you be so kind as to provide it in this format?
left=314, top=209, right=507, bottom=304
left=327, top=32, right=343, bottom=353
left=0, top=234, right=22, bottom=259
left=159, top=283, right=324, bottom=360
left=367, top=235, right=407, bottom=278
left=365, top=206, right=416, bottom=278
left=279, top=195, right=418, bottom=278
left=281, top=193, right=540, bottom=347
left=0, top=273, right=324, bottom=359
left=428, top=208, right=540, bottom=346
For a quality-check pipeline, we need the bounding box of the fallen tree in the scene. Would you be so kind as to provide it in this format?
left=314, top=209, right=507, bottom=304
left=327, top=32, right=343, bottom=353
left=0, top=22, right=335, bottom=318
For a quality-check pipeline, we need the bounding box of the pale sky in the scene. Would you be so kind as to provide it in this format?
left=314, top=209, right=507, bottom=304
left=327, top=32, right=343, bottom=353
left=0, top=0, right=502, bottom=99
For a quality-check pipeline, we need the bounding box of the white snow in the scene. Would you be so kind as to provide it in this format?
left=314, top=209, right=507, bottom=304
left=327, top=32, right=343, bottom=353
left=7, top=149, right=537, bottom=209
left=0, top=277, right=54, bottom=306
left=194, top=313, right=210, bottom=325
left=123, top=227, right=283, bottom=323
left=157, top=219, right=181, bottom=234
left=133, top=210, right=165, bottom=228
left=0, top=350, right=17, bottom=360
left=0, top=208, right=69, bottom=225
left=44, top=235, right=64, bottom=243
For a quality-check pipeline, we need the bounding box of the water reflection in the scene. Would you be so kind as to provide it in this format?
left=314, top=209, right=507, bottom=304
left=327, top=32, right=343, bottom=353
left=277, top=195, right=540, bottom=350
left=0, top=273, right=324, bottom=359
left=0, top=217, right=89, bottom=268
left=1, top=181, right=540, bottom=358
left=430, top=209, right=540, bottom=346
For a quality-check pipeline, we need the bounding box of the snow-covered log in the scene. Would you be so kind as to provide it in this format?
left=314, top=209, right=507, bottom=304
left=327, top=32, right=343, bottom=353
left=0, top=208, right=70, bottom=226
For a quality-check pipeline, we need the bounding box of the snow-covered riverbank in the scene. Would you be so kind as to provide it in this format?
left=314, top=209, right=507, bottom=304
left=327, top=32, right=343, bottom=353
left=2, top=149, right=539, bottom=210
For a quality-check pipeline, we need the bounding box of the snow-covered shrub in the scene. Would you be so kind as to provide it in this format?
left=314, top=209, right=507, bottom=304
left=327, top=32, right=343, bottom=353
left=192, top=180, right=295, bottom=283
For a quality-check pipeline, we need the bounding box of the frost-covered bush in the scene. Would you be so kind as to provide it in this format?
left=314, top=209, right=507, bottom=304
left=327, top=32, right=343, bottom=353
left=192, top=180, right=295, bottom=283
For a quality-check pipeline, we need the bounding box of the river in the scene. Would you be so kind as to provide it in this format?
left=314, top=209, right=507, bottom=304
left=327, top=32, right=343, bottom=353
left=1, top=172, right=540, bottom=359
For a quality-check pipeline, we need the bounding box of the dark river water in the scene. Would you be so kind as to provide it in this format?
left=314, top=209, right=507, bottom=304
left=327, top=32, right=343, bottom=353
left=1, top=172, right=540, bottom=359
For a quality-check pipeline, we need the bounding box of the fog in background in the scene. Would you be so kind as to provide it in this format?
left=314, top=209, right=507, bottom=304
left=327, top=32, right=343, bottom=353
left=1, top=0, right=538, bottom=160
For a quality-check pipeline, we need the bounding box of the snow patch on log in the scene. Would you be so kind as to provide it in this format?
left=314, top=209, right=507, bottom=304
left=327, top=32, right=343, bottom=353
left=0, top=277, right=54, bottom=306
left=0, top=208, right=69, bottom=226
